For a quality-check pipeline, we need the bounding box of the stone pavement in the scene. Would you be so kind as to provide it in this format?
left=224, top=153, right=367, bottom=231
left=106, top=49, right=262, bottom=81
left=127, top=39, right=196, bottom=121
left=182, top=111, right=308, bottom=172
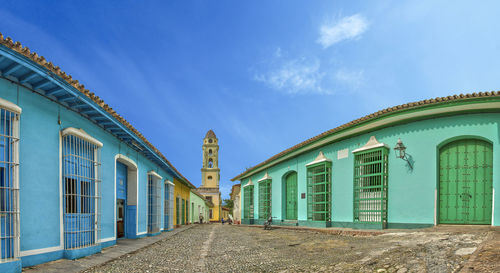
left=22, top=225, right=195, bottom=273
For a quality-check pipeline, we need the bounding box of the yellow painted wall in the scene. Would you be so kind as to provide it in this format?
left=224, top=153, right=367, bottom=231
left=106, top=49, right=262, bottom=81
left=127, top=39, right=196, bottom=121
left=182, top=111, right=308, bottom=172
left=173, top=178, right=191, bottom=226
left=205, top=192, right=221, bottom=221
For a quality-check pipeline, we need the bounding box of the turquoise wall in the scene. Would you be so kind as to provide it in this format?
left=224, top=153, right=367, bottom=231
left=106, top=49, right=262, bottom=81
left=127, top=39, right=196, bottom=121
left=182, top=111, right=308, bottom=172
left=241, top=113, right=500, bottom=227
left=0, top=77, right=175, bottom=259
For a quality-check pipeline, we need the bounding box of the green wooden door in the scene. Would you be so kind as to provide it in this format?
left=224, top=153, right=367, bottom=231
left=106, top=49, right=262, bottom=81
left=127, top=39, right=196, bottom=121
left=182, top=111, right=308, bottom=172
left=181, top=199, right=185, bottom=225
left=285, top=172, right=298, bottom=220
left=439, top=139, right=493, bottom=224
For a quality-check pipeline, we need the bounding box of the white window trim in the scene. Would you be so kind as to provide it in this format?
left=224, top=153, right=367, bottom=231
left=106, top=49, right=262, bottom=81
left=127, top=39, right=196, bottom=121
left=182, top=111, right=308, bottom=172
left=306, top=151, right=332, bottom=166
left=148, top=170, right=163, bottom=180
left=0, top=97, right=22, bottom=114
left=243, top=178, right=254, bottom=187
left=352, top=136, right=389, bottom=153
left=257, top=172, right=272, bottom=182
left=61, top=127, right=103, bottom=148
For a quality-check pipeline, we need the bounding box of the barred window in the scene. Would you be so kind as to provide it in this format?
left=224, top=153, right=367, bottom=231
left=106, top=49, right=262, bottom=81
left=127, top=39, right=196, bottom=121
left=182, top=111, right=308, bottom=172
left=164, top=181, right=174, bottom=230
left=0, top=103, right=20, bottom=261
left=353, top=147, right=388, bottom=224
left=61, top=128, right=102, bottom=250
left=307, top=162, right=332, bottom=221
left=243, top=185, right=254, bottom=219
left=258, top=179, right=271, bottom=220
left=147, top=172, right=162, bottom=233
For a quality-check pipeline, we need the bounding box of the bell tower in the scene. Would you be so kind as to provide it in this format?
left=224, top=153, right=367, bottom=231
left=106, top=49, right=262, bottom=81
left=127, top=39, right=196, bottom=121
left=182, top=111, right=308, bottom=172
left=201, top=130, right=219, bottom=187
left=198, top=129, right=221, bottom=221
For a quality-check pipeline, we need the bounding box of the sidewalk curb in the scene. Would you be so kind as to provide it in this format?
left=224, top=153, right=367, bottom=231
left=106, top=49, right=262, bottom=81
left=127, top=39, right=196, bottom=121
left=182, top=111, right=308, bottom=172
left=236, top=224, right=384, bottom=236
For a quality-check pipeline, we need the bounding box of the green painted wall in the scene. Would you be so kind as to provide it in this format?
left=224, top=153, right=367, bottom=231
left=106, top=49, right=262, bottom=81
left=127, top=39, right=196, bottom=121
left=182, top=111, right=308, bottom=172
left=190, top=191, right=209, bottom=223
left=240, top=113, right=500, bottom=227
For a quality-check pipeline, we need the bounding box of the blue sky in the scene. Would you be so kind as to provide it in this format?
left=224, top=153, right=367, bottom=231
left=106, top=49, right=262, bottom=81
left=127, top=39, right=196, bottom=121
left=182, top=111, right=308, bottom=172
left=2, top=1, right=500, bottom=199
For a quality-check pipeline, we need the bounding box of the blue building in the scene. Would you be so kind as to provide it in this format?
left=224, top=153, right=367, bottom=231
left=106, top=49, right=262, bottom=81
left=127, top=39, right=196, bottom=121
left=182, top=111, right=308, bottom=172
left=0, top=34, right=195, bottom=272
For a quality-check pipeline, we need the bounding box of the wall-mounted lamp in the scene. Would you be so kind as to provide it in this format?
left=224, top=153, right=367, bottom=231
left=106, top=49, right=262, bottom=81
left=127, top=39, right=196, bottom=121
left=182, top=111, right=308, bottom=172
left=394, top=138, right=413, bottom=169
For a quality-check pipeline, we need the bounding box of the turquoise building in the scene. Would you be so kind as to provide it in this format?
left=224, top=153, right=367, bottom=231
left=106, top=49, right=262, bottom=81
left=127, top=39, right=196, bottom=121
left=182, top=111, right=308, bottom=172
left=233, top=93, right=500, bottom=230
left=0, top=34, right=194, bottom=272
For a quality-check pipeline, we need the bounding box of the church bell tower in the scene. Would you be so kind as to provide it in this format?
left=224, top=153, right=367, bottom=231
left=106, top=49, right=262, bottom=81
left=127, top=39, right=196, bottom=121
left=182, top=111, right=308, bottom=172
left=198, top=129, right=221, bottom=221
left=201, top=130, right=219, bottom=188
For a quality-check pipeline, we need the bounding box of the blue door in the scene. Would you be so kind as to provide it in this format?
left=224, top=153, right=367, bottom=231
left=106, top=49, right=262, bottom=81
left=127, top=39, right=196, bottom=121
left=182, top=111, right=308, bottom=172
left=116, top=162, right=127, bottom=238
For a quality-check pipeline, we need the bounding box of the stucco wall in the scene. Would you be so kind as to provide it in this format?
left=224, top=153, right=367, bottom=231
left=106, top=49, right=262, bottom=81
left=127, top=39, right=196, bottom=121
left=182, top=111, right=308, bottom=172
left=1, top=78, right=175, bottom=259
left=173, top=178, right=191, bottom=225
left=240, top=113, right=500, bottom=227
left=190, top=192, right=209, bottom=223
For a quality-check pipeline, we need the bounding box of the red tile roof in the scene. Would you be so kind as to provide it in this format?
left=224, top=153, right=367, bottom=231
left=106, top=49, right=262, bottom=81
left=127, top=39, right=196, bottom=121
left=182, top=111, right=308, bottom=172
left=0, top=32, right=195, bottom=188
left=231, top=92, right=500, bottom=181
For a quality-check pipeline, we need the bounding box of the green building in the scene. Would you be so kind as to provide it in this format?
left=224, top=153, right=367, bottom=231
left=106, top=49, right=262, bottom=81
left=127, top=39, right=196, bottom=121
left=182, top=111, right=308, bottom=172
left=232, top=93, right=500, bottom=229
left=190, top=190, right=212, bottom=223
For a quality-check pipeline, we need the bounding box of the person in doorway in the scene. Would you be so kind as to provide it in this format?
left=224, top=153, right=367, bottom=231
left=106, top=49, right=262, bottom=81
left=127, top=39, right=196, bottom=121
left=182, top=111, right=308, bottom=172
left=221, top=217, right=225, bottom=224
left=199, top=214, right=204, bottom=224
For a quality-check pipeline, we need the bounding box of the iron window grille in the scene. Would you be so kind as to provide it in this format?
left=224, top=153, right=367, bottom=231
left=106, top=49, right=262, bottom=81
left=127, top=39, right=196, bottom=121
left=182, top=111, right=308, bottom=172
left=164, top=181, right=174, bottom=230
left=62, top=129, right=102, bottom=250
left=0, top=106, right=20, bottom=261
left=243, top=185, right=254, bottom=220
left=307, top=162, right=332, bottom=222
left=353, top=147, right=388, bottom=226
left=258, top=179, right=271, bottom=220
left=147, top=173, right=161, bottom=233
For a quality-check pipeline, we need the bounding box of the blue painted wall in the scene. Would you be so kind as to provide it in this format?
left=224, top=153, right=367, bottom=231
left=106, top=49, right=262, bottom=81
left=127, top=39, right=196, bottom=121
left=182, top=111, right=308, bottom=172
left=241, top=113, right=500, bottom=227
left=0, top=77, right=176, bottom=265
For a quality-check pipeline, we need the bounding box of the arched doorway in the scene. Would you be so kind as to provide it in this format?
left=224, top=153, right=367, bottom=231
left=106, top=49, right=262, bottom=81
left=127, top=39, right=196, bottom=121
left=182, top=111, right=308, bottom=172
left=284, top=172, right=298, bottom=220
left=115, top=155, right=138, bottom=238
left=439, top=139, right=493, bottom=224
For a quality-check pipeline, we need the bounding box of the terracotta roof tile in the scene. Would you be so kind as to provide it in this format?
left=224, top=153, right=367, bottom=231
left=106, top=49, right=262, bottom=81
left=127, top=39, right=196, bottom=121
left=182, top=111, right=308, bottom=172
left=231, top=91, right=500, bottom=181
left=0, top=33, right=195, bottom=188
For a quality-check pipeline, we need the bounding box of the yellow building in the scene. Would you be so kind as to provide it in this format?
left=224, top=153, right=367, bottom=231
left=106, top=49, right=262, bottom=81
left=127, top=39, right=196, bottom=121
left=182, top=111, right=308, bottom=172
left=173, top=177, right=194, bottom=227
left=197, top=130, right=222, bottom=222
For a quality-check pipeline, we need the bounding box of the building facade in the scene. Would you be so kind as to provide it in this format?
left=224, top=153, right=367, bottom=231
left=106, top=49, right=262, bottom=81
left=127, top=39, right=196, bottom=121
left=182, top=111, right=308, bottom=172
left=173, top=178, right=192, bottom=226
left=0, top=34, right=195, bottom=272
left=197, top=130, right=222, bottom=222
left=230, top=184, right=241, bottom=224
left=233, top=94, right=500, bottom=229
left=190, top=190, right=211, bottom=223
left=221, top=207, right=230, bottom=220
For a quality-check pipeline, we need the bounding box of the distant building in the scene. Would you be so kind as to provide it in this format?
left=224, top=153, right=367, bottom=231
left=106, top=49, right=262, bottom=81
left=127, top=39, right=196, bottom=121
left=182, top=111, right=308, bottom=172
left=221, top=207, right=230, bottom=220
left=197, top=130, right=222, bottom=222
left=233, top=93, right=500, bottom=229
left=190, top=189, right=211, bottom=223
left=230, top=184, right=241, bottom=224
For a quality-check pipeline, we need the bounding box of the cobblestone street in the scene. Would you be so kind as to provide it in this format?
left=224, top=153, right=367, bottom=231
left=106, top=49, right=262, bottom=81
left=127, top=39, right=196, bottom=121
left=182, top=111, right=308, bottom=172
left=84, top=224, right=498, bottom=273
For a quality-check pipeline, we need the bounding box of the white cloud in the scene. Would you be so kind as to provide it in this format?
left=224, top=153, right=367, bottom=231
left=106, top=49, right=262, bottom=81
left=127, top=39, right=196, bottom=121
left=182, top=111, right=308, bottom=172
left=254, top=57, right=330, bottom=95
left=335, top=68, right=364, bottom=90
left=317, top=14, right=369, bottom=48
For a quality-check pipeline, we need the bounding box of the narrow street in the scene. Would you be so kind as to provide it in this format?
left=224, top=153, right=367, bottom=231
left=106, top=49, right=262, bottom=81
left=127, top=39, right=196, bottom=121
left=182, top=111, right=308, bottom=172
left=83, top=224, right=497, bottom=273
